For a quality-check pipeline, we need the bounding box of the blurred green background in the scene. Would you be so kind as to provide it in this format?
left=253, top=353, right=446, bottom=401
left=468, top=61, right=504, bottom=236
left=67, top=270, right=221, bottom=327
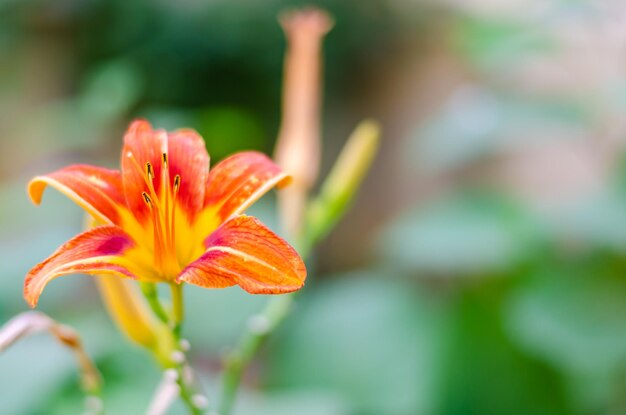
left=2, top=0, right=626, bottom=414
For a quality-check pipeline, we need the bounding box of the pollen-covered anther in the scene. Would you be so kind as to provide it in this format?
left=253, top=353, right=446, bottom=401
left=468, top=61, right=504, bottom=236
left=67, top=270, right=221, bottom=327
left=146, top=162, right=154, bottom=180
left=142, top=192, right=153, bottom=208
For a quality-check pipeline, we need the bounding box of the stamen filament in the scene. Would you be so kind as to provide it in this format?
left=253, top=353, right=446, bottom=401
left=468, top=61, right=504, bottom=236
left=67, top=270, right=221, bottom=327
left=161, top=153, right=172, bottom=258
left=144, top=162, right=162, bottom=209
left=170, top=175, right=180, bottom=254
left=130, top=151, right=183, bottom=278
left=151, top=207, right=166, bottom=270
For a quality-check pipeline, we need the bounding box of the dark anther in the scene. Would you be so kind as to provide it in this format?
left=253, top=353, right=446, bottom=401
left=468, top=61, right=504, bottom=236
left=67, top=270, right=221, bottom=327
left=146, top=162, right=154, bottom=180
left=142, top=192, right=153, bottom=207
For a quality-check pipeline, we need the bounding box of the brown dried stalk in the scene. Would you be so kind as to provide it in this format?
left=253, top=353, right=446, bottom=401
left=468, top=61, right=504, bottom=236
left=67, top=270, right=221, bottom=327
left=0, top=311, right=102, bottom=408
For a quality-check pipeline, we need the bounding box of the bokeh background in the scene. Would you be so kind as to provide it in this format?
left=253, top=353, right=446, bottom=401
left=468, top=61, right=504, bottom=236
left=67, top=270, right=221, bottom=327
left=2, top=0, right=626, bottom=414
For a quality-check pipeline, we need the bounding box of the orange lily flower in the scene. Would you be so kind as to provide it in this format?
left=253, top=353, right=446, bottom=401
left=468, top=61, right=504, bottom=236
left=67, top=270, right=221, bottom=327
left=24, top=120, right=306, bottom=307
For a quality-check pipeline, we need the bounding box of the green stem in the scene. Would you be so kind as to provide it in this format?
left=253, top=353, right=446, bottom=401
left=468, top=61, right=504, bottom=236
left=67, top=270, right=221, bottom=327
left=170, top=283, right=184, bottom=337
left=219, top=294, right=294, bottom=415
left=168, top=285, right=207, bottom=415
left=140, top=282, right=169, bottom=324
left=218, top=241, right=311, bottom=415
left=174, top=363, right=204, bottom=415
left=140, top=282, right=207, bottom=415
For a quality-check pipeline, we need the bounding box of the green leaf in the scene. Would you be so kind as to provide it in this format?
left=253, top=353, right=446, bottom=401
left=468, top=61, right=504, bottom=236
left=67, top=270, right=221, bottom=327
left=506, top=267, right=626, bottom=411
left=264, top=274, right=447, bottom=415
left=380, top=192, right=544, bottom=275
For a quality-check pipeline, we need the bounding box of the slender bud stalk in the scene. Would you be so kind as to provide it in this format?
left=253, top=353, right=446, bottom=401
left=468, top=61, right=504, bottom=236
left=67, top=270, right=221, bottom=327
left=0, top=311, right=103, bottom=412
left=305, top=120, right=380, bottom=247
left=275, top=7, right=334, bottom=237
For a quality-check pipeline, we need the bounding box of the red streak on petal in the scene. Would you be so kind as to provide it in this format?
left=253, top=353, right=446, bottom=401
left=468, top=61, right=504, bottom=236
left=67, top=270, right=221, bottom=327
left=24, top=226, right=137, bottom=308
left=96, top=234, right=134, bottom=255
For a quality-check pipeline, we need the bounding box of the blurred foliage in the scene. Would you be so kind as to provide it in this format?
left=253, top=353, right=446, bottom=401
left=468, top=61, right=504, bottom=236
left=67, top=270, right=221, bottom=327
left=2, top=0, right=626, bottom=415
left=381, top=191, right=546, bottom=275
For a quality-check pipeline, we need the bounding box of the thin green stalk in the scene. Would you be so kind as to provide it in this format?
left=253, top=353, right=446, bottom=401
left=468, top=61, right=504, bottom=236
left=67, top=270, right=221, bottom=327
left=140, top=282, right=207, bottom=415
left=218, top=242, right=311, bottom=415
left=219, top=294, right=295, bottom=415
left=174, top=363, right=204, bottom=415
left=170, top=283, right=184, bottom=337
left=140, top=282, right=169, bottom=324
left=168, top=283, right=205, bottom=414
left=217, top=119, right=378, bottom=414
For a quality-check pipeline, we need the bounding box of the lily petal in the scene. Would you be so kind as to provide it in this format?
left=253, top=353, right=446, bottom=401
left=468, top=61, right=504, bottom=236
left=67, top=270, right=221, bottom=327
left=167, top=128, right=210, bottom=220
left=24, top=226, right=138, bottom=308
left=177, top=215, right=306, bottom=293
left=28, top=165, right=126, bottom=225
left=203, top=152, right=291, bottom=223
left=121, top=119, right=169, bottom=225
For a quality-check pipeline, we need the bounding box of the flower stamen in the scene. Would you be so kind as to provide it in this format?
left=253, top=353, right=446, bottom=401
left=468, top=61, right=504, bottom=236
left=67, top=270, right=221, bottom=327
left=137, top=152, right=181, bottom=277
left=160, top=154, right=171, bottom=257
left=125, top=149, right=188, bottom=277
left=143, top=162, right=161, bottom=209
left=170, top=175, right=180, bottom=253
left=142, top=191, right=165, bottom=270
left=141, top=192, right=153, bottom=207
left=145, top=162, right=154, bottom=180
